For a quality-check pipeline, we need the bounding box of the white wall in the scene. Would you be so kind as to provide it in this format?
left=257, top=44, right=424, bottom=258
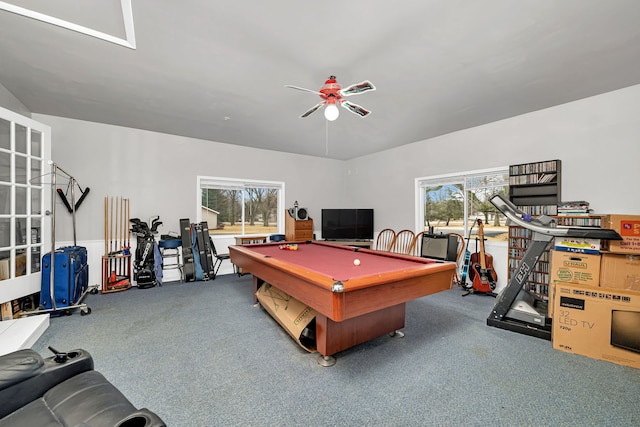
left=26, top=115, right=350, bottom=278
left=0, top=83, right=30, bottom=118
left=346, top=84, right=640, bottom=292
left=31, top=115, right=348, bottom=242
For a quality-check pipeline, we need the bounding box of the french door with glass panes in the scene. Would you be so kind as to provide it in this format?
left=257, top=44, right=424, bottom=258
left=0, top=106, right=51, bottom=304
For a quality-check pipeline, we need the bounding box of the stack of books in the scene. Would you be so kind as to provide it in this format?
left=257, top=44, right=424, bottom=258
left=557, top=201, right=591, bottom=216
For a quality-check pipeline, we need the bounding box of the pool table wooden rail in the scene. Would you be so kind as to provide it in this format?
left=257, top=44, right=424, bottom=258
left=229, top=241, right=455, bottom=323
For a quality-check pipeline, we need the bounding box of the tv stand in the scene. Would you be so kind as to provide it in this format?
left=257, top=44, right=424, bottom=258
left=324, top=240, right=372, bottom=249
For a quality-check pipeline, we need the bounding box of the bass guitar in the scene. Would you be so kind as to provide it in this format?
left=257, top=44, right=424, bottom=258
left=458, top=220, right=475, bottom=290
left=470, top=219, right=497, bottom=293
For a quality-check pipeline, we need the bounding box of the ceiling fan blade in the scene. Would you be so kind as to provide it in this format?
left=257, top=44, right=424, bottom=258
left=285, top=85, right=322, bottom=96
left=340, top=81, right=376, bottom=96
left=341, top=101, right=371, bottom=117
left=300, top=102, right=325, bottom=118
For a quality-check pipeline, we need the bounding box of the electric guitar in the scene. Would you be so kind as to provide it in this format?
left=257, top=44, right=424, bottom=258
left=470, top=219, right=497, bottom=293
left=458, top=220, right=475, bottom=289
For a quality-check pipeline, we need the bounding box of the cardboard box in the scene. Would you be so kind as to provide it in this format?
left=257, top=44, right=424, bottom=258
left=600, top=253, right=640, bottom=291
left=1, top=301, right=12, bottom=320
left=601, top=214, right=640, bottom=254
left=550, top=250, right=601, bottom=286
left=554, top=237, right=600, bottom=254
left=552, top=282, right=640, bottom=369
left=256, top=283, right=316, bottom=352
left=0, top=253, right=27, bottom=280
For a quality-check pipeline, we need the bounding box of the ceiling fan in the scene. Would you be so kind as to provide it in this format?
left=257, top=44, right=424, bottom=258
left=285, top=76, right=376, bottom=121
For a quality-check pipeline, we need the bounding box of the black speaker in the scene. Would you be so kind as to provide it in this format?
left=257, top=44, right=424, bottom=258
left=420, top=233, right=457, bottom=261
left=295, top=207, right=308, bottom=221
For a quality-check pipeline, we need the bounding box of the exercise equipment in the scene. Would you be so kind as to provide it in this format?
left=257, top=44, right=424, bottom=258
left=486, top=194, right=622, bottom=339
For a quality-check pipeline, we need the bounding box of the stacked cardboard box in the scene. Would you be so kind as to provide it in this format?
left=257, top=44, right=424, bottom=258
left=601, top=214, right=640, bottom=254
left=600, top=253, right=640, bottom=291
left=549, top=250, right=601, bottom=286
left=1, top=302, right=12, bottom=320
left=550, top=214, right=640, bottom=368
left=599, top=214, right=640, bottom=291
left=552, top=282, right=640, bottom=369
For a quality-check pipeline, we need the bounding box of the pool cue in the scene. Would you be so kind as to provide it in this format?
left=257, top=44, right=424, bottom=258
left=110, top=196, right=115, bottom=276
left=104, top=197, right=108, bottom=255
left=119, top=196, right=124, bottom=275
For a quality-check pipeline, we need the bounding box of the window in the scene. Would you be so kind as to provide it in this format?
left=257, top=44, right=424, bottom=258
left=0, top=107, right=51, bottom=303
left=415, top=167, right=509, bottom=241
left=198, top=177, right=284, bottom=236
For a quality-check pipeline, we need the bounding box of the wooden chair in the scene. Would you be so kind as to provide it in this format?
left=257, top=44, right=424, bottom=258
left=407, top=231, right=424, bottom=257
left=390, top=229, right=415, bottom=254
left=375, top=228, right=396, bottom=251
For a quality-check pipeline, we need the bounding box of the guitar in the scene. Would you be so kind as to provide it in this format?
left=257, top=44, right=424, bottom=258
left=470, top=219, right=497, bottom=293
left=458, top=220, right=475, bottom=289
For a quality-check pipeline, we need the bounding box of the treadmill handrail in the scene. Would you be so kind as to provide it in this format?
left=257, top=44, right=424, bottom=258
left=489, top=194, right=622, bottom=240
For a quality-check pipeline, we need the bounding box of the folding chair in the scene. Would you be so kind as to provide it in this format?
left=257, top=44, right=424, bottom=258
left=209, top=236, right=230, bottom=279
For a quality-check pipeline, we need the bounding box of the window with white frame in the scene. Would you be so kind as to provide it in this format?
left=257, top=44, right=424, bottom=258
left=415, top=167, right=509, bottom=241
left=198, top=177, right=284, bottom=236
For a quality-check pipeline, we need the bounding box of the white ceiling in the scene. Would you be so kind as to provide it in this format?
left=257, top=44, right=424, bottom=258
left=1, top=1, right=640, bottom=160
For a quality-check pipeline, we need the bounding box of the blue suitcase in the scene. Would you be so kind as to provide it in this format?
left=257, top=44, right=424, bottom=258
left=40, top=246, right=89, bottom=311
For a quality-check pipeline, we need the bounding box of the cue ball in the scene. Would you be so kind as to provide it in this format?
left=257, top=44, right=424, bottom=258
left=353, top=259, right=361, bottom=266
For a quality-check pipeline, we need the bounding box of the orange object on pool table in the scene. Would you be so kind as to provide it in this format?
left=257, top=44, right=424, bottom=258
left=229, top=240, right=455, bottom=362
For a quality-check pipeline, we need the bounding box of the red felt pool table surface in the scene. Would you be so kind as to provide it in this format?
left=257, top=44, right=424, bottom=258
left=229, top=240, right=455, bottom=358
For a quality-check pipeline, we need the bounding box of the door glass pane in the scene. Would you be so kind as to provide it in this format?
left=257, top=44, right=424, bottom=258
left=31, top=187, right=41, bottom=214
left=31, top=219, right=41, bottom=273
left=15, top=124, right=27, bottom=154
left=0, top=185, right=10, bottom=215
left=15, top=217, right=27, bottom=245
left=31, top=130, right=42, bottom=157
left=15, top=186, right=27, bottom=215
left=0, top=218, right=9, bottom=246
left=0, top=119, right=9, bottom=150
left=31, top=218, right=41, bottom=244
left=31, top=158, right=42, bottom=186
left=16, top=248, right=27, bottom=276
left=15, top=155, right=27, bottom=184
left=0, top=250, right=9, bottom=281
left=0, top=152, right=9, bottom=182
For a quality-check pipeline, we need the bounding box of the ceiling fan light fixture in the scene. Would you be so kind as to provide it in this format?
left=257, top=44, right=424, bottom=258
left=324, top=103, right=339, bottom=121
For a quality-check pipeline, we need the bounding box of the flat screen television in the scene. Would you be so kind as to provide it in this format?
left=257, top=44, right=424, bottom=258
left=321, top=209, right=374, bottom=241
left=610, top=310, right=640, bottom=354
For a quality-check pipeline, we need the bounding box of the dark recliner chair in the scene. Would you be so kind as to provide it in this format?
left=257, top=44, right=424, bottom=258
left=0, top=347, right=165, bottom=427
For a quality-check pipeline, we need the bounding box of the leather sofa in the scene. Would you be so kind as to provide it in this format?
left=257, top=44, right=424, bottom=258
left=0, top=347, right=165, bottom=427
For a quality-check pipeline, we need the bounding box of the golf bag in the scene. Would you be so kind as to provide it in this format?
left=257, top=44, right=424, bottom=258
left=130, top=216, right=162, bottom=289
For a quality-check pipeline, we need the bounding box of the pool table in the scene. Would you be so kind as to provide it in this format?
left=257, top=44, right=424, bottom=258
left=229, top=240, right=456, bottom=364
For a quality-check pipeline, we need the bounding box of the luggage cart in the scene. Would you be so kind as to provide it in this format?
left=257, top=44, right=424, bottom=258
left=22, top=162, right=98, bottom=317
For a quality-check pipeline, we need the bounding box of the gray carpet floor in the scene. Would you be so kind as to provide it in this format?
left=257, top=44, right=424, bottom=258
left=32, top=274, right=640, bottom=426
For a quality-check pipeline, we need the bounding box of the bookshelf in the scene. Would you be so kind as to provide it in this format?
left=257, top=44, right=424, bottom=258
left=555, top=215, right=602, bottom=227
left=507, top=160, right=561, bottom=300
left=509, top=159, right=561, bottom=215
left=507, top=226, right=550, bottom=300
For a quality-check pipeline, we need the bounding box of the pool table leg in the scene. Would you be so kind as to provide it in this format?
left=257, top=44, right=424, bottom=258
left=252, top=276, right=264, bottom=304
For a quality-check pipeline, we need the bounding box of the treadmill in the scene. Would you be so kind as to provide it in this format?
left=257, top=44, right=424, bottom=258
left=486, top=194, right=622, bottom=339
